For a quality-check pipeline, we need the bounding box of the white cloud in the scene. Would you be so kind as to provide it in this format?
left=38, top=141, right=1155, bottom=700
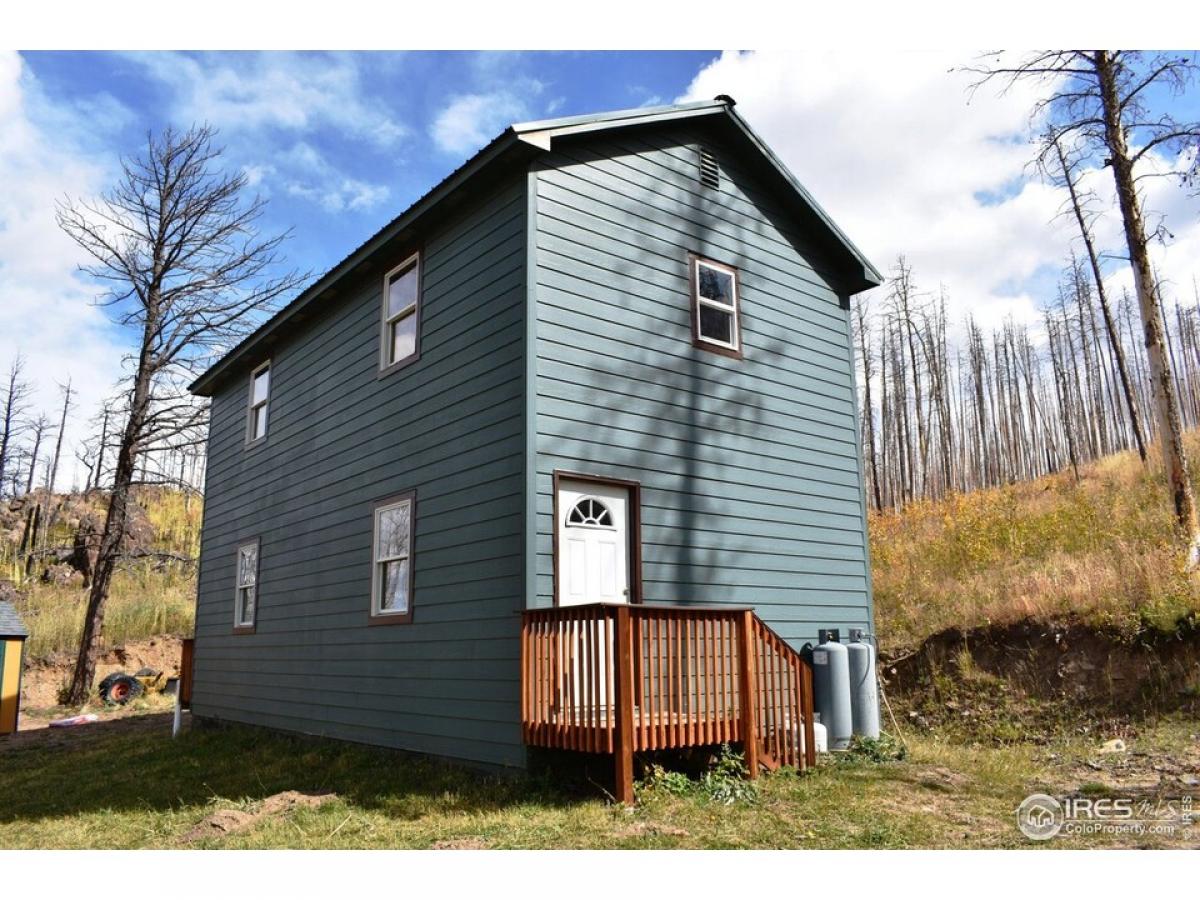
left=122, top=52, right=398, bottom=215
left=124, top=51, right=407, bottom=147
left=430, top=91, right=530, bottom=157
left=678, top=51, right=1200, bottom=337
left=278, top=141, right=390, bottom=213
left=0, top=51, right=128, bottom=491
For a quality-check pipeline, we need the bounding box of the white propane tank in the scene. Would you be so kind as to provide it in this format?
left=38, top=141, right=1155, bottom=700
left=847, top=628, right=880, bottom=739
left=811, top=628, right=852, bottom=750
left=811, top=719, right=829, bottom=754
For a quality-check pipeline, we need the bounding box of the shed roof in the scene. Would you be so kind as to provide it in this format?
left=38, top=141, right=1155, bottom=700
left=190, top=97, right=880, bottom=397
left=0, top=601, right=29, bottom=639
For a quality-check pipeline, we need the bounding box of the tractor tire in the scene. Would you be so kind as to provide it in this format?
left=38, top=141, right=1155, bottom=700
left=99, top=674, right=145, bottom=705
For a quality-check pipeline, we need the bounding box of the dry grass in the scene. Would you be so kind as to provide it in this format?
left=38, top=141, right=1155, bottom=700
left=2, top=487, right=201, bottom=658
left=15, top=570, right=196, bottom=658
left=872, top=438, right=1200, bottom=651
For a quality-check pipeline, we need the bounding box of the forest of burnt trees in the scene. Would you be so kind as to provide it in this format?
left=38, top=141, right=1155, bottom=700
left=0, top=352, right=207, bottom=583
left=855, top=254, right=1200, bottom=511
left=0, top=355, right=207, bottom=504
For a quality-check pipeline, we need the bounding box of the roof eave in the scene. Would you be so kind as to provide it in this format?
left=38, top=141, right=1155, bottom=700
left=189, top=129, right=532, bottom=397
left=522, top=101, right=882, bottom=294
left=721, top=108, right=883, bottom=292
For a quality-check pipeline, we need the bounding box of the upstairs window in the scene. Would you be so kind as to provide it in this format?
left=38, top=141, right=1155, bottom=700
left=234, top=539, right=259, bottom=632
left=690, top=255, right=741, bottom=357
left=371, top=492, right=416, bottom=624
left=246, top=362, right=270, bottom=444
left=381, top=253, right=421, bottom=372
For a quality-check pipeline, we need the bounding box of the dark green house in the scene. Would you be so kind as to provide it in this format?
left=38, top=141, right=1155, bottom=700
left=189, top=98, right=881, bottom=793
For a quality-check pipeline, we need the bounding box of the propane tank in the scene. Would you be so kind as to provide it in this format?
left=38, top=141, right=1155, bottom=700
left=811, top=718, right=828, bottom=754
left=811, top=629, right=852, bottom=750
left=847, top=628, right=880, bottom=739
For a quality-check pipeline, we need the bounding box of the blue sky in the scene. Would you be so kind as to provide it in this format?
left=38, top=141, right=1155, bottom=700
left=3, top=50, right=1199, bottom=488
left=21, top=51, right=718, bottom=276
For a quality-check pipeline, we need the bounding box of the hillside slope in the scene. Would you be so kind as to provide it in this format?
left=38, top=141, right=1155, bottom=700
left=1, top=488, right=200, bottom=658
left=872, top=438, right=1200, bottom=652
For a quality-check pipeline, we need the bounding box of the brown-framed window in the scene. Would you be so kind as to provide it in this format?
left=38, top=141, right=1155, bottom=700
left=370, top=491, right=416, bottom=624
left=246, top=361, right=271, bottom=445
left=380, top=252, right=421, bottom=373
left=233, top=538, right=260, bottom=633
left=689, top=254, right=742, bottom=358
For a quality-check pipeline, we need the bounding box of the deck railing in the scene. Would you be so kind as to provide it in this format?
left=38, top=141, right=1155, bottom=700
left=520, top=603, right=815, bottom=802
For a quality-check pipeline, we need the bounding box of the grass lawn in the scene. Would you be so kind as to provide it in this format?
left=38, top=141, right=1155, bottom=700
left=2, top=707, right=1196, bottom=849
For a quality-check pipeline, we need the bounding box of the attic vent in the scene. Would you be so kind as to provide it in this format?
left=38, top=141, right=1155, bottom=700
left=698, top=147, right=720, bottom=190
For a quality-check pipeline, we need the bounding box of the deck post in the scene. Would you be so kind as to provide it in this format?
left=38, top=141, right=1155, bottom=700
left=737, top=611, right=759, bottom=778
left=801, top=659, right=816, bottom=769
left=613, top=606, right=636, bottom=805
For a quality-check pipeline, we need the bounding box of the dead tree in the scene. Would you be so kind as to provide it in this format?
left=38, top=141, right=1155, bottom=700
left=56, top=125, right=306, bottom=704
left=0, top=356, right=33, bottom=498
left=853, top=294, right=884, bottom=511
left=1045, top=136, right=1149, bottom=462
left=43, top=378, right=72, bottom=498
left=969, top=50, right=1200, bottom=563
left=23, top=415, right=49, bottom=497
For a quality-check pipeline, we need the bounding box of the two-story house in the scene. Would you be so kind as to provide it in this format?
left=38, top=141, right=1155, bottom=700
left=188, top=97, right=882, bottom=802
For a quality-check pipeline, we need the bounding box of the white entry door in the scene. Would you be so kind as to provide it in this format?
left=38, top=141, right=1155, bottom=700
left=557, top=479, right=630, bottom=606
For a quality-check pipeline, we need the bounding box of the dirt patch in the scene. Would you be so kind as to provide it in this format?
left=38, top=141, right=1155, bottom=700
left=182, top=791, right=338, bottom=843
left=431, top=837, right=492, bottom=849
left=0, top=709, right=179, bottom=755
left=882, top=618, right=1200, bottom=733
left=20, top=634, right=184, bottom=713
left=913, top=766, right=973, bottom=792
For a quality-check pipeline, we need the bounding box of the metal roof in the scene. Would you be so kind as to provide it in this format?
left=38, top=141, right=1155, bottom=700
left=190, top=96, right=881, bottom=397
left=0, top=601, right=29, bottom=638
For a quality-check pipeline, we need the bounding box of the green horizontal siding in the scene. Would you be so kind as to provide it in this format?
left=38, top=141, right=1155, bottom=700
left=531, top=125, right=875, bottom=648
left=193, top=178, right=528, bottom=770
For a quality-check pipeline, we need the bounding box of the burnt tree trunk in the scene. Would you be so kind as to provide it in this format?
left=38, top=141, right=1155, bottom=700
left=66, top=321, right=156, bottom=704
left=1095, top=50, right=1200, bottom=563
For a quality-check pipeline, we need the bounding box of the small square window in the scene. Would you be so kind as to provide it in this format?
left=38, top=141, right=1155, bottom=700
left=234, top=540, right=259, bottom=632
left=371, top=493, right=416, bottom=623
left=246, top=362, right=270, bottom=444
left=381, top=254, right=421, bottom=372
left=690, top=256, right=741, bottom=356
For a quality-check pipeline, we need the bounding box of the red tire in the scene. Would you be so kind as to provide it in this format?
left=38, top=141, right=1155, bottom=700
left=99, top=674, right=144, bottom=705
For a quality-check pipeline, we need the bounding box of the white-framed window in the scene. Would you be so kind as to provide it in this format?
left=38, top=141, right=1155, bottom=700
left=234, top=539, right=259, bottom=631
left=381, top=253, right=420, bottom=371
left=371, top=492, right=415, bottom=622
left=247, top=361, right=270, bottom=443
left=691, top=256, right=741, bottom=354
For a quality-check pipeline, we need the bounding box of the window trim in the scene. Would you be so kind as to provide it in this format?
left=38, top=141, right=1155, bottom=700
left=245, top=360, right=272, bottom=447
left=379, top=251, right=423, bottom=376
left=369, top=490, right=417, bottom=625
left=233, top=538, right=260, bottom=635
left=688, top=254, right=743, bottom=360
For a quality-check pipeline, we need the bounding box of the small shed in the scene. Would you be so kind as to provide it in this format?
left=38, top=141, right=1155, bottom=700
left=0, top=601, right=29, bottom=735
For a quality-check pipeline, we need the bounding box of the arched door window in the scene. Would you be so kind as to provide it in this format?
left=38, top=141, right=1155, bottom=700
left=566, top=497, right=615, bottom=528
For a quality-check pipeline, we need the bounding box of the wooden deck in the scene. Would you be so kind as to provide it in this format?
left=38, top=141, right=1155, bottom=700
left=521, top=604, right=815, bottom=803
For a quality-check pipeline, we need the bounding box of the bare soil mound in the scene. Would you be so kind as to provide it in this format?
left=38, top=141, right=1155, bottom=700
left=882, top=618, right=1200, bottom=738
left=20, top=635, right=184, bottom=711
